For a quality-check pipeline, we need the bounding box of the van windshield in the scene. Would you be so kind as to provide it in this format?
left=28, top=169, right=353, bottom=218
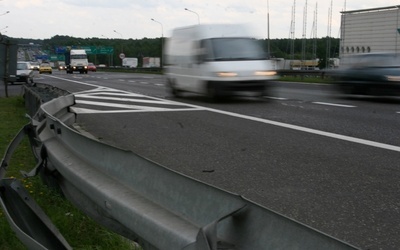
left=201, top=38, right=267, bottom=61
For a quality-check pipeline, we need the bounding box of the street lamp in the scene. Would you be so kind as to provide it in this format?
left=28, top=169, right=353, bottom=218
left=113, top=29, right=124, bottom=52
left=113, top=30, right=124, bottom=66
left=184, top=8, right=200, bottom=24
left=0, top=11, right=9, bottom=16
left=151, top=18, right=164, bottom=68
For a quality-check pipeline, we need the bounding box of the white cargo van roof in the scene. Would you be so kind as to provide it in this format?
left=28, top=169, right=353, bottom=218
left=172, top=23, right=255, bottom=40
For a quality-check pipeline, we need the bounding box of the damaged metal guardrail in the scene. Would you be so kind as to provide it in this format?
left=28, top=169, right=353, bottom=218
left=1, top=84, right=359, bottom=249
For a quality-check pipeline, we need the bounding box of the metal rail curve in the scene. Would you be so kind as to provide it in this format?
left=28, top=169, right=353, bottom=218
left=1, top=84, right=359, bottom=250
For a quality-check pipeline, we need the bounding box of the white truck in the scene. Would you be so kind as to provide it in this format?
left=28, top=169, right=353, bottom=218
left=164, top=23, right=277, bottom=99
left=142, top=57, right=160, bottom=68
left=122, top=57, right=138, bottom=68
left=65, top=49, right=88, bottom=74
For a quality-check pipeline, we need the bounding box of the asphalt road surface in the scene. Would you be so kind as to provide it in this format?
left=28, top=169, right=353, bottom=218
left=17, top=71, right=400, bottom=249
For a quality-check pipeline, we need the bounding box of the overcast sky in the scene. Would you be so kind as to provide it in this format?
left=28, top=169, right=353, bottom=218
left=1, top=0, right=400, bottom=40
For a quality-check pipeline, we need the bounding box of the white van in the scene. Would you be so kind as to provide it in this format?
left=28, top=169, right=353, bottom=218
left=164, top=24, right=277, bottom=99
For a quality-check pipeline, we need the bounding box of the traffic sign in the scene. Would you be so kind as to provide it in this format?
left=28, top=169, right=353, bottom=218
left=119, top=53, right=125, bottom=59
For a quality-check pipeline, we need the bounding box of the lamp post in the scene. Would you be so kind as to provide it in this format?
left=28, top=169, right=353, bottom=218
left=113, top=30, right=124, bottom=66
left=113, top=29, right=124, bottom=52
left=151, top=18, right=164, bottom=68
left=184, top=8, right=200, bottom=24
left=0, top=11, right=9, bottom=16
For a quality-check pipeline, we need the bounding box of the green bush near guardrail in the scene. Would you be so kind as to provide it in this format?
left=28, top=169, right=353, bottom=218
left=0, top=96, right=140, bottom=250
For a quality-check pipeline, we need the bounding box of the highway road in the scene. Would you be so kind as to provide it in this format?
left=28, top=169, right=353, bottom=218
left=31, top=70, right=400, bottom=249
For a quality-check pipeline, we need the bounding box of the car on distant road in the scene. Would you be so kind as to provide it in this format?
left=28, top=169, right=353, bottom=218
left=30, top=62, right=40, bottom=71
left=12, top=61, right=34, bottom=84
left=39, top=62, right=52, bottom=74
left=87, top=63, right=97, bottom=72
left=58, top=62, right=66, bottom=70
left=330, top=52, right=400, bottom=96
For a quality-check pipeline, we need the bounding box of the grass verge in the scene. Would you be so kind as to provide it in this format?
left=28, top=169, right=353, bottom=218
left=0, top=96, right=139, bottom=250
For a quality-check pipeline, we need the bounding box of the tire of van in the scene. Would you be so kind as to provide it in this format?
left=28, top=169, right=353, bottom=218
left=167, top=78, right=181, bottom=97
left=207, top=82, right=220, bottom=101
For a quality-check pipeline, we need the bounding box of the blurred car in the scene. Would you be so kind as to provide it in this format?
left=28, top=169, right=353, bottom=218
left=330, top=53, right=400, bottom=96
left=12, top=61, right=34, bottom=84
left=87, top=62, right=97, bottom=72
left=58, top=62, right=66, bottom=70
left=30, top=62, right=40, bottom=71
left=39, top=62, right=52, bottom=74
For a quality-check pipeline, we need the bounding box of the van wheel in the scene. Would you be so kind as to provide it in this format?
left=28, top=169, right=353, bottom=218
left=207, top=83, right=219, bottom=101
left=168, top=79, right=181, bottom=97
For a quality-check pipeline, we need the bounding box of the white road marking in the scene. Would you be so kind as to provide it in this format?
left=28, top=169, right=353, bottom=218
left=264, top=96, right=288, bottom=100
left=74, top=100, right=202, bottom=112
left=70, top=106, right=203, bottom=114
left=76, top=94, right=181, bottom=105
left=313, top=102, right=356, bottom=108
left=45, top=74, right=400, bottom=153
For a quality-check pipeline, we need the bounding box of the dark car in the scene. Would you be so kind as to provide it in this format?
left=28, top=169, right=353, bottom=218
left=330, top=53, right=400, bottom=96
left=12, top=61, right=34, bottom=84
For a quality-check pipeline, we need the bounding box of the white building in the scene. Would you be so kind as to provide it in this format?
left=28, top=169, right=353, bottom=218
left=340, top=6, right=400, bottom=58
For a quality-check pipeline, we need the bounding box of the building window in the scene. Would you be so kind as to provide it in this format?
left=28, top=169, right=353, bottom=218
left=367, top=47, right=371, bottom=53
left=362, top=47, right=365, bottom=53
left=351, top=47, right=355, bottom=53
left=356, top=47, right=360, bottom=53
left=346, top=47, right=349, bottom=53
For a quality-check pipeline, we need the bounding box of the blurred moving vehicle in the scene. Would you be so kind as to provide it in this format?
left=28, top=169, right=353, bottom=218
left=87, top=63, right=97, bottom=72
left=164, top=23, right=277, bottom=99
left=39, top=62, right=53, bottom=74
left=12, top=61, right=34, bottom=84
left=330, top=53, right=400, bottom=96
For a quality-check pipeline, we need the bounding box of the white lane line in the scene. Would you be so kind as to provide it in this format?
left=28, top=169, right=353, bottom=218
left=45, top=74, right=400, bottom=153
left=147, top=96, right=400, bottom=153
left=75, top=100, right=183, bottom=111
left=313, top=102, right=356, bottom=108
left=70, top=107, right=203, bottom=114
left=76, top=94, right=182, bottom=105
left=264, top=96, right=288, bottom=100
